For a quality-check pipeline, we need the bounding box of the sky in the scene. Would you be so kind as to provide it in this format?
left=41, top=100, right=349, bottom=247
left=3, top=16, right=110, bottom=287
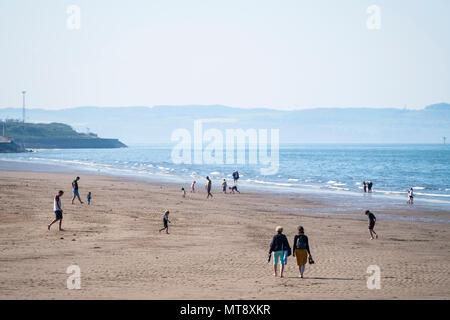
left=0, top=0, right=449, bottom=110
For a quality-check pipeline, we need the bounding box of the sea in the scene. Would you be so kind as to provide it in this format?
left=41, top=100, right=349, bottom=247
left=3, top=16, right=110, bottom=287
left=1, top=144, right=449, bottom=208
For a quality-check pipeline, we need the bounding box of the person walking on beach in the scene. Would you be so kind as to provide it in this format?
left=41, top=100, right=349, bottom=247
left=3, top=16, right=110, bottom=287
left=365, top=210, right=378, bottom=240
left=206, top=176, right=213, bottom=199
left=232, top=170, right=240, bottom=184
left=191, top=181, right=196, bottom=193
left=368, top=181, right=373, bottom=193
left=363, top=181, right=367, bottom=193
left=87, top=192, right=92, bottom=205
left=48, top=190, right=64, bottom=231
left=159, top=210, right=171, bottom=234
left=181, top=187, right=186, bottom=198
left=407, top=187, right=414, bottom=204
left=268, top=226, right=291, bottom=278
left=222, top=179, right=227, bottom=194
left=292, top=226, right=313, bottom=278
left=71, top=176, right=83, bottom=204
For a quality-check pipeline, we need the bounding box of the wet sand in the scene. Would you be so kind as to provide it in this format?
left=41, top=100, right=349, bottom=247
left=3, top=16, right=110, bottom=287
left=0, top=168, right=449, bottom=299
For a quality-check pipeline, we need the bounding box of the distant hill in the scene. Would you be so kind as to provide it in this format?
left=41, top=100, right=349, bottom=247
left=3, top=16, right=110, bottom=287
left=1, top=121, right=127, bottom=149
left=0, top=103, right=449, bottom=144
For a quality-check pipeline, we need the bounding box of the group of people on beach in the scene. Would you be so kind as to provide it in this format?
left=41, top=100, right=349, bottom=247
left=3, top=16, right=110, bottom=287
left=362, top=181, right=373, bottom=193
left=182, top=170, right=241, bottom=199
left=47, top=176, right=92, bottom=231
left=268, top=209, right=378, bottom=278
left=47, top=172, right=382, bottom=280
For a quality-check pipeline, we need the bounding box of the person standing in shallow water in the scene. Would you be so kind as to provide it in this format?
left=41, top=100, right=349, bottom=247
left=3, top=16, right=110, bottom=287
left=292, top=226, right=313, bottom=278
left=206, top=176, right=213, bottom=199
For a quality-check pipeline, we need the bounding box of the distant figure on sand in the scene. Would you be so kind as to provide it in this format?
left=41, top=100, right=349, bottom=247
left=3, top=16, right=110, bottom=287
left=181, top=187, right=186, bottom=198
left=206, top=176, right=213, bottom=199
left=87, top=192, right=92, bottom=205
left=407, top=188, right=414, bottom=204
left=159, top=210, right=171, bottom=234
left=363, top=181, right=367, bottom=193
left=368, top=181, right=373, bottom=193
left=268, top=226, right=291, bottom=278
left=229, top=185, right=240, bottom=194
left=365, top=210, right=378, bottom=240
left=292, top=226, right=314, bottom=278
left=233, top=170, right=240, bottom=184
left=191, top=181, right=196, bottom=193
left=48, top=190, right=64, bottom=231
left=71, top=176, right=83, bottom=204
left=222, top=179, right=227, bottom=193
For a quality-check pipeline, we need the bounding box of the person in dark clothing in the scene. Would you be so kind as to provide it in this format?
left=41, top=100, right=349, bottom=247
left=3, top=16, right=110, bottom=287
left=71, top=176, right=83, bottom=204
left=368, top=181, right=373, bottom=193
left=232, top=170, right=239, bottom=184
left=268, top=226, right=291, bottom=278
left=365, top=210, right=378, bottom=240
left=363, top=181, right=367, bottom=193
left=292, top=226, right=313, bottom=278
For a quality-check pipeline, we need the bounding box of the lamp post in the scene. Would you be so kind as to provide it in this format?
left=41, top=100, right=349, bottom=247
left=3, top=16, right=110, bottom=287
left=22, top=91, right=26, bottom=123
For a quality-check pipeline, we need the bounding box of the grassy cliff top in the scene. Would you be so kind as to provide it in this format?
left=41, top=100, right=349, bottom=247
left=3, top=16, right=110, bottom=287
left=2, top=122, right=98, bottom=140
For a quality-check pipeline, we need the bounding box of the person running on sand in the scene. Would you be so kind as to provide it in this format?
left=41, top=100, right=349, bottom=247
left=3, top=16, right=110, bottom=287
left=292, top=226, right=313, bottom=278
left=71, top=176, right=83, bottom=204
left=268, top=226, right=291, bottom=278
left=206, top=176, right=213, bottom=199
left=48, top=190, right=65, bottom=231
left=222, top=179, right=227, bottom=194
left=87, top=192, right=92, bottom=205
left=191, top=181, right=196, bottom=193
left=229, top=185, right=240, bottom=194
left=365, top=210, right=378, bottom=240
left=159, top=210, right=171, bottom=234
left=181, top=187, right=186, bottom=198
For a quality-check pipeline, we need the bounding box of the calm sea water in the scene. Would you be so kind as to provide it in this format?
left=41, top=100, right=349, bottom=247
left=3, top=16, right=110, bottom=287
left=1, top=144, right=449, bottom=205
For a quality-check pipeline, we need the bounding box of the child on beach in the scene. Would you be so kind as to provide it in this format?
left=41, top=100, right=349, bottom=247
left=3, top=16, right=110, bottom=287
left=191, top=181, right=196, bottom=193
left=222, top=179, right=227, bottom=193
left=159, top=210, right=171, bottom=234
left=87, top=192, right=92, bottom=205
left=181, top=187, right=186, bottom=198
left=229, top=185, right=240, bottom=194
left=48, top=190, right=64, bottom=231
left=365, top=210, right=378, bottom=240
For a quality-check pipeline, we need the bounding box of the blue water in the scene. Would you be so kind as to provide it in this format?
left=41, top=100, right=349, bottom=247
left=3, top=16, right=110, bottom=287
left=1, top=144, right=449, bottom=205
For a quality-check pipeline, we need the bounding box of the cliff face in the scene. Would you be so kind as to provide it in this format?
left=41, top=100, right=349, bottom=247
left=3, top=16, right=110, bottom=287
left=20, top=137, right=126, bottom=149
left=0, top=137, right=25, bottom=153
left=1, top=122, right=127, bottom=150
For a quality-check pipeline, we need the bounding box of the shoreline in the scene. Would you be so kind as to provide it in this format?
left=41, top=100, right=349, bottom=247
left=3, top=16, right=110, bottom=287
left=1, top=168, right=449, bottom=299
left=1, top=159, right=449, bottom=224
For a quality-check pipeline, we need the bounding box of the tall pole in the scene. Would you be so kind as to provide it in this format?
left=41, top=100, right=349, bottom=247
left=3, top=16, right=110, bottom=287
left=22, top=91, right=26, bottom=123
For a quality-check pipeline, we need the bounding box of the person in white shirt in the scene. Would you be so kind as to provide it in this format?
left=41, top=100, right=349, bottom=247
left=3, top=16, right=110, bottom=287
left=48, top=190, right=64, bottom=231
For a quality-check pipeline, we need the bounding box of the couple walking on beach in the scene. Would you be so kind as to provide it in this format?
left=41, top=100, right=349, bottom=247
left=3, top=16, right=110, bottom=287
left=363, top=181, right=373, bottom=193
left=268, top=226, right=314, bottom=278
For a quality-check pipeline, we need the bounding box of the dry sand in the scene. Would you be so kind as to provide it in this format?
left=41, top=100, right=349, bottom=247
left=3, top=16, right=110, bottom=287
left=0, top=169, right=449, bottom=299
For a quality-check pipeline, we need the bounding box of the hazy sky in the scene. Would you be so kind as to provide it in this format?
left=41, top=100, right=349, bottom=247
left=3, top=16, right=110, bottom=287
left=1, top=0, right=449, bottom=110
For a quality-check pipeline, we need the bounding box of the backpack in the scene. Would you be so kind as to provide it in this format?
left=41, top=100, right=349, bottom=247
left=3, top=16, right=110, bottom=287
left=296, top=235, right=307, bottom=249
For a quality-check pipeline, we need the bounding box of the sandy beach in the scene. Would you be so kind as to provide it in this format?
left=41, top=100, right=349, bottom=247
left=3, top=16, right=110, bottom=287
left=0, top=167, right=449, bottom=300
